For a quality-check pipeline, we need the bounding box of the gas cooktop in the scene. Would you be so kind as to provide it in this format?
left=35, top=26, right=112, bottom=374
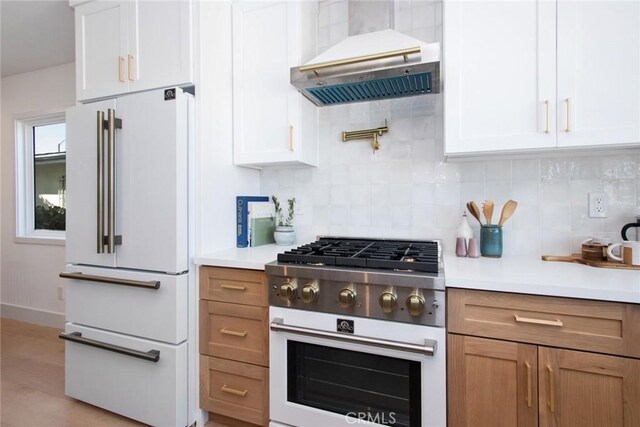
left=277, top=237, right=441, bottom=273
left=267, top=237, right=445, bottom=325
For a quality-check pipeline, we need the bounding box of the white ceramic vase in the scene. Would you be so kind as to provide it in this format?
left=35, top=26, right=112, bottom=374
left=274, top=226, right=296, bottom=246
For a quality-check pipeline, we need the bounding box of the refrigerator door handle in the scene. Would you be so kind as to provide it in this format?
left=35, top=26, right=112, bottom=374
left=59, top=272, right=161, bottom=290
left=97, top=111, right=105, bottom=254
left=59, top=332, right=160, bottom=362
left=106, top=109, right=122, bottom=254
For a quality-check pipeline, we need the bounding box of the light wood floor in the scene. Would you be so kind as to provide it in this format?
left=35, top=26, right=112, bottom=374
left=1, top=317, right=144, bottom=427
left=0, top=318, right=241, bottom=427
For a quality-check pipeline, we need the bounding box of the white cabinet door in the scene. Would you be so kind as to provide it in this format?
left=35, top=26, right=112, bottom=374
left=129, top=0, right=194, bottom=93
left=114, top=89, right=189, bottom=274
left=66, top=99, right=118, bottom=267
left=74, top=0, right=194, bottom=102
left=232, top=1, right=318, bottom=167
left=75, top=1, right=129, bottom=101
left=444, top=0, right=557, bottom=154
left=557, top=0, right=640, bottom=148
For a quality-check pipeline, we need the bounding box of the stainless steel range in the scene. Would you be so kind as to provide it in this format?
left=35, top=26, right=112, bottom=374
left=266, top=237, right=446, bottom=427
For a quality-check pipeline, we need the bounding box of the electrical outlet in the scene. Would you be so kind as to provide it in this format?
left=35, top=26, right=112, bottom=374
left=589, top=192, right=607, bottom=218
left=57, top=286, right=64, bottom=301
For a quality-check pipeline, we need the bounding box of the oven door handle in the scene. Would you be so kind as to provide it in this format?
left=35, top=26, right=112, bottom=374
left=270, top=318, right=436, bottom=356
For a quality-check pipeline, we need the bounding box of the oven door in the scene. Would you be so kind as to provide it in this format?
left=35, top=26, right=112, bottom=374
left=269, top=307, right=446, bottom=427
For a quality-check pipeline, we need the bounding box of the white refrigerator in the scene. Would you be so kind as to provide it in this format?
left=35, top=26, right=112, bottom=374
left=59, top=87, right=194, bottom=426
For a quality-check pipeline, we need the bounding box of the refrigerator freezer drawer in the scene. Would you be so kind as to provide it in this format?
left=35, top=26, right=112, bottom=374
left=64, top=266, right=188, bottom=344
left=63, top=323, right=187, bottom=427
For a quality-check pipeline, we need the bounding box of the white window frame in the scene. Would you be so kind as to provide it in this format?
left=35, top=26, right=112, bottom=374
left=15, top=111, right=67, bottom=245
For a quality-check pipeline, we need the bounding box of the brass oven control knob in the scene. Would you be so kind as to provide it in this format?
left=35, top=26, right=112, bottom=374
left=338, top=288, right=357, bottom=308
left=301, top=283, right=319, bottom=304
left=279, top=282, right=297, bottom=301
left=379, top=292, right=397, bottom=313
left=406, top=294, right=426, bottom=317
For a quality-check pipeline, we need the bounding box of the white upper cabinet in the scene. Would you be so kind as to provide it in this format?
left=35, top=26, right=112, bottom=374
left=73, top=0, right=193, bottom=102
left=556, top=0, right=640, bottom=148
left=445, top=0, right=640, bottom=155
left=444, top=0, right=557, bottom=154
left=232, top=1, right=318, bottom=168
left=75, top=2, right=129, bottom=102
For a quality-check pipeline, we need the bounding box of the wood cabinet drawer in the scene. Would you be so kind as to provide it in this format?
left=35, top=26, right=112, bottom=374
left=200, top=356, right=269, bottom=426
left=200, top=300, right=269, bottom=366
left=448, top=289, right=640, bottom=358
left=200, top=266, right=268, bottom=307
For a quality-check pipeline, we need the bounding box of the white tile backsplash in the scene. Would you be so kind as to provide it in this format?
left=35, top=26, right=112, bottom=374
left=263, top=0, right=640, bottom=256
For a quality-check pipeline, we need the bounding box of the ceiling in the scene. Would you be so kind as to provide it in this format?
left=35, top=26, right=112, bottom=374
left=1, top=0, right=75, bottom=78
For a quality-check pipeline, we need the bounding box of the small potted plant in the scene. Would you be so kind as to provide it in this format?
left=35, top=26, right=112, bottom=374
left=272, top=195, right=296, bottom=246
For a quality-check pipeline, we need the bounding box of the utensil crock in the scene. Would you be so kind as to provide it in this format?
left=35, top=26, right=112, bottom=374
left=480, top=225, right=502, bottom=258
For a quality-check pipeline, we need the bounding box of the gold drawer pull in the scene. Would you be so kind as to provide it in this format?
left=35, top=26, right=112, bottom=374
left=220, top=328, right=248, bottom=337
left=547, top=365, right=555, bottom=413
left=221, top=385, right=248, bottom=397
left=220, top=284, right=247, bottom=291
left=514, top=314, right=563, bottom=327
left=118, top=56, right=125, bottom=82
left=525, top=361, right=532, bottom=408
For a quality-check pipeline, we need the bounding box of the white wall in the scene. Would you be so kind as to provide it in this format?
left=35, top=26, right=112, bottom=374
left=261, top=0, right=640, bottom=256
left=1, top=62, right=75, bottom=327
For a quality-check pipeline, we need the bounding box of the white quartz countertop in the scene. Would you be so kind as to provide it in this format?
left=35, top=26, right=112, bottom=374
left=444, top=254, right=640, bottom=304
left=195, top=245, right=640, bottom=304
left=194, top=244, right=294, bottom=270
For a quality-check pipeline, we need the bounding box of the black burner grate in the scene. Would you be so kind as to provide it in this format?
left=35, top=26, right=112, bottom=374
left=277, top=238, right=439, bottom=273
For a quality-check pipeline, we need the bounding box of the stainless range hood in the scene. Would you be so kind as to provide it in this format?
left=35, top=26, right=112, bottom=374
left=291, top=29, right=440, bottom=107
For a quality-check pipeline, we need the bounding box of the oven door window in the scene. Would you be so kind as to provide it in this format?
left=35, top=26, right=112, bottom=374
left=287, top=341, right=421, bottom=427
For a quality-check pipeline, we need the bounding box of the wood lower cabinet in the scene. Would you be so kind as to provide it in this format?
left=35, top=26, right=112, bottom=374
left=448, top=335, right=538, bottom=427
left=200, top=266, right=269, bottom=426
left=448, top=289, right=640, bottom=427
left=200, top=356, right=269, bottom=426
left=538, top=347, right=640, bottom=427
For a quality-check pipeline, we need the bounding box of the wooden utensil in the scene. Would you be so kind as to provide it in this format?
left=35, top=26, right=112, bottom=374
left=482, top=200, right=494, bottom=225
left=498, top=200, right=518, bottom=226
left=466, top=201, right=483, bottom=225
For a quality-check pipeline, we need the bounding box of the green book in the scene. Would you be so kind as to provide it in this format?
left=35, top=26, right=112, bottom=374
left=248, top=202, right=275, bottom=247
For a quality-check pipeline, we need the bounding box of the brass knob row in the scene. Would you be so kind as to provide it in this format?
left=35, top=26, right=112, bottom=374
left=278, top=282, right=431, bottom=317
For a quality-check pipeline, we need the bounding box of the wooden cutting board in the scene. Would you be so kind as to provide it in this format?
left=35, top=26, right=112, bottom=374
left=542, top=254, right=640, bottom=270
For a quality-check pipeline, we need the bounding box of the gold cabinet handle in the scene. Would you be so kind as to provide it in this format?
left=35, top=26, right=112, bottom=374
left=564, top=98, right=571, bottom=132
left=127, top=54, right=135, bottom=81
left=220, top=284, right=247, bottom=291
left=220, top=385, right=248, bottom=397
left=220, top=328, right=247, bottom=337
left=544, top=100, right=550, bottom=133
left=547, top=365, right=555, bottom=413
left=525, top=361, right=532, bottom=408
left=514, top=314, right=563, bottom=327
left=289, top=125, right=294, bottom=151
left=118, top=56, right=125, bottom=82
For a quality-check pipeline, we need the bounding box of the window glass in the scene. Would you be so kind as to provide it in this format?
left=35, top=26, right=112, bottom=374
left=15, top=113, right=66, bottom=241
left=33, top=123, right=66, bottom=230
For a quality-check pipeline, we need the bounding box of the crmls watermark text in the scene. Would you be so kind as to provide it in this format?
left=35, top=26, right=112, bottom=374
left=345, top=412, right=397, bottom=425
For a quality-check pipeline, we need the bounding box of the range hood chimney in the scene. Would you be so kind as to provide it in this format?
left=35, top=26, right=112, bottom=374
left=291, top=1, right=440, bottom=107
